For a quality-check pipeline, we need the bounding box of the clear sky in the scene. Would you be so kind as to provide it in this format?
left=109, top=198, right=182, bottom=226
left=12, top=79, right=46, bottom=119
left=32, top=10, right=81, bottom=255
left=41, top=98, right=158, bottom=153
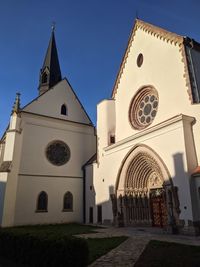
left=0, top=0, right=200, bottom=136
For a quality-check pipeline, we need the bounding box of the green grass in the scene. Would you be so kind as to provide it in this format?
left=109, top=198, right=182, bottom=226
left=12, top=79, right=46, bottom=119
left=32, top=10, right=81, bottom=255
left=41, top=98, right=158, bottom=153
left=135, top=240, right=200, bottom=267
left=0, top=223, right=100, bottom=238
left=87, top=236, right=128, bottom=264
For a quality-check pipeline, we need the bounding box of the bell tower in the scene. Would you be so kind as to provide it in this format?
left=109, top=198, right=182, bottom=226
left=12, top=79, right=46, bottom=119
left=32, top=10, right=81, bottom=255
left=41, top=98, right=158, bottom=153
left=38, top=25, right=62, bottom=95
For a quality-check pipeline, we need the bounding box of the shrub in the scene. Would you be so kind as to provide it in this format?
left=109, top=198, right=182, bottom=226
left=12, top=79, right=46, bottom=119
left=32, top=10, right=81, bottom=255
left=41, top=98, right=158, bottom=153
left=0, top=231, right=89, bottom=267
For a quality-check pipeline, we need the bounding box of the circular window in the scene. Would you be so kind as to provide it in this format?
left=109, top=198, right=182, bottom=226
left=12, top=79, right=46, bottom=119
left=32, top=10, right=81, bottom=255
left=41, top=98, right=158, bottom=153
left=137, top=53, right=143, bottom=67
left=129, top=86, right=159, bottom=130
left=46, top=140, right=70, bottom=166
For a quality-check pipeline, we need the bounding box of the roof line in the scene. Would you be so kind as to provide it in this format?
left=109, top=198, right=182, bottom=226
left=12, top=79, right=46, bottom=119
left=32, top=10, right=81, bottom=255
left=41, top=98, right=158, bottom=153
left=63, top=77, right=93, bottom=125
left=22, top=79, right=64, bottom=110
left=22, top=78, right=93, bottom=125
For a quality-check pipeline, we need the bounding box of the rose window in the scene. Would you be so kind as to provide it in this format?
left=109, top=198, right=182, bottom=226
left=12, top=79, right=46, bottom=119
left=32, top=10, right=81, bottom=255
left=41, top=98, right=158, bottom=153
left=129, top=86, right=158, bottom=130
left=46, top=140, right=70, bottom=166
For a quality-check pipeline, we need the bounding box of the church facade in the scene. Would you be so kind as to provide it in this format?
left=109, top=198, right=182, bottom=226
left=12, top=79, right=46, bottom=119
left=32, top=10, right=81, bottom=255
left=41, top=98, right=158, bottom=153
left=86, top=20, right=200, bottom=235
left=1, top=19, right=200, bottom=234
left=0, top=29, right=96, bottom=226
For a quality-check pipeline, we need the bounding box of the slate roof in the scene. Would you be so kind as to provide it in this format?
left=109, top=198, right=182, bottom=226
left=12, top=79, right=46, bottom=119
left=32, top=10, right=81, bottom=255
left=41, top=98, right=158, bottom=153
left=39, top=29, right=62, bottom=90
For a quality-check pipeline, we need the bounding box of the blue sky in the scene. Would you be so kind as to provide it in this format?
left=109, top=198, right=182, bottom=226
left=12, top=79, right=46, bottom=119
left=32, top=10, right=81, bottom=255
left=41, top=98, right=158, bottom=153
left=0, top=0, right=200, bottom=136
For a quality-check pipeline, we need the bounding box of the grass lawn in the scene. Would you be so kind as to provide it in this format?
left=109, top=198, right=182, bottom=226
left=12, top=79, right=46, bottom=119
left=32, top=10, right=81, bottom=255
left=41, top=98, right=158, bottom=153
left=135, top=240, right=200, bottom=267
left=87, top=236, right=128, bottom=264
left=0, top=223, right=101, bottom=238
left=0, top=223, right=127, bottom=266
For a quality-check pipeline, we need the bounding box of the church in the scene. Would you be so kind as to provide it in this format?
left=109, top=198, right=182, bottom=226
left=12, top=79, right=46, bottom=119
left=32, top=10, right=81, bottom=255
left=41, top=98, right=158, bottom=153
left=1, top=19, right=200, bottom=235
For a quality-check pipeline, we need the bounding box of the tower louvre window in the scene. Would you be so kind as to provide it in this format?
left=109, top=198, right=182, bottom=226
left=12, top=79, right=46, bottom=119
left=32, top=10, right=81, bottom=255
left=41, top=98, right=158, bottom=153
left=42, top=72, right=48, bottom=84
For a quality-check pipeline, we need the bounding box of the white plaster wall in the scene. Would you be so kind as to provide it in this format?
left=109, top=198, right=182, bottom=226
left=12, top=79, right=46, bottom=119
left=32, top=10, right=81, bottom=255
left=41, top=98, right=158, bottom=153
left=14, top=176, right=83, bottom=225
left=113, top=28, right=200, bottom=164
left=85, top=164, right=96, bottom=224
left=94, top=117, right=194, bottom=224
left=1, top=118, right=23, bottom=227
left=8, top=112, right=96, bottom=226
left=19, top=114, right=96, bottom=177
left=97, top=100, right=115, bottom=163
left=23, top=79, right=91, bottom=125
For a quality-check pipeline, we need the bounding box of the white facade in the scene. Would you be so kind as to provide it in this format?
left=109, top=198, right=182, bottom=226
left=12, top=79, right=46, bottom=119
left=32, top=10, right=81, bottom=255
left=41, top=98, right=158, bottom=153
left=1, top=19, right=200, bottom=234
left=86, top=20, right=200, bottom=234
left=0, top=79, right=96, bottom=227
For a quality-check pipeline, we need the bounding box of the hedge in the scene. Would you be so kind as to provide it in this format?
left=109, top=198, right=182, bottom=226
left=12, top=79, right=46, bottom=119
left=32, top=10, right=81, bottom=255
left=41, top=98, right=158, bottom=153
left=0, top=231, right=89, bottom=267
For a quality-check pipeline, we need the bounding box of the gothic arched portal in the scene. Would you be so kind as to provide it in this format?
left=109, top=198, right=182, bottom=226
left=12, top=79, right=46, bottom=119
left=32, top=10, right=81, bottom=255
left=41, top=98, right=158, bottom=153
left=114, top=145, right=179, bottom=228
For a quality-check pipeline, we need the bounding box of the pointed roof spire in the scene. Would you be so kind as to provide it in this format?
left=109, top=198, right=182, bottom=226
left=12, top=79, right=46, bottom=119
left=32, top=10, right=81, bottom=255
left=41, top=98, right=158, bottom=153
left=12, top=92, right=21, bottom=114
left=38, top=24, right=62, bottom=95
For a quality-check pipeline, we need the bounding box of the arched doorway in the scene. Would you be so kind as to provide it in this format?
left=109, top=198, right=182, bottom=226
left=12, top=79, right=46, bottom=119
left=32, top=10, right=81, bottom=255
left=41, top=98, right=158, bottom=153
left=114, top=145, right=179, bottom=228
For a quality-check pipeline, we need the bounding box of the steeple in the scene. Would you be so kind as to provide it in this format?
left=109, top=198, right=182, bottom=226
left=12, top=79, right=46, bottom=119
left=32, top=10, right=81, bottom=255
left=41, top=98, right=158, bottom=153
left=38, top=25, right=62, bottom=95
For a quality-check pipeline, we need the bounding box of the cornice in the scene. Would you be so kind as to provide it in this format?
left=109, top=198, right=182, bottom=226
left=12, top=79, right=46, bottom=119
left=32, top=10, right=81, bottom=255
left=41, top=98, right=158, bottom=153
left=104, top=114, right=195, bottom=152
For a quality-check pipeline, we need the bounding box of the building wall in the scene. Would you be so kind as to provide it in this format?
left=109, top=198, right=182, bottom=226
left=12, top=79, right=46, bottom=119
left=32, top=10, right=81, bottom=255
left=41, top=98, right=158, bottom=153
left=9, top=113, right=96, bottom=226
left=94, top=115, right=195, bottom=224
left=92, top=26, right=200, bottom=228
left=1, top=78, right=96, bottom=227
left=23, top=79, right=91, bottom=125
left=114, top=28, right=200, bottom=157
left=19, top=114, right=95, bottom=177
left=85, top=164, right=96, bottom=224
left=14, top=175, right=83, bottom=225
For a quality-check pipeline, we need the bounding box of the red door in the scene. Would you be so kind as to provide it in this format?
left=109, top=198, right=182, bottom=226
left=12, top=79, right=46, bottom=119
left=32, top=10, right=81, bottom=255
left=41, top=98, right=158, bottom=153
left=150, top=190, right=167, bottom=227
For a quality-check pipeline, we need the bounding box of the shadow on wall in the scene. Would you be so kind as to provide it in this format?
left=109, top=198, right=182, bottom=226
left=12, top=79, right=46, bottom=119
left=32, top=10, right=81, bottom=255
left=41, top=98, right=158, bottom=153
left=90, top=152, right=200, bottom=235
left=0, top=181, right=6, bottom=225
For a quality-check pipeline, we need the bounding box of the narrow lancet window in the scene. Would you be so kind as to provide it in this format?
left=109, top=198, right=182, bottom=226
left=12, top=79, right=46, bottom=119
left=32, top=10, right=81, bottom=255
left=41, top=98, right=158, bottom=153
left=63, top=191, right=73, bottom=211
left=36, top=191, right=48, bottom=212
left=61, top=104, right=67, bottom=115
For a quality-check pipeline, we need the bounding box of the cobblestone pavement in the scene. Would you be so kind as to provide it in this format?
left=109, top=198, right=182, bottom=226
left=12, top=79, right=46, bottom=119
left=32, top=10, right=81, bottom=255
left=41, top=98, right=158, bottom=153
left=76, top=226, right=200, bottom=267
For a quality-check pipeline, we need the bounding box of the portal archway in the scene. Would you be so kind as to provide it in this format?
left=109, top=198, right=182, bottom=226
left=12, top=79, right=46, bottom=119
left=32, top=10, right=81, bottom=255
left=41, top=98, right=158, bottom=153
left=114, top=145, right=178, bottom=227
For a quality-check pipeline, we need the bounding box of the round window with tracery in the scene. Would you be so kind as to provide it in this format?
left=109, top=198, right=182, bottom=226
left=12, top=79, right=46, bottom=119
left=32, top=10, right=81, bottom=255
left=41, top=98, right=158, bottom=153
left=129, top=86, right=159, bottom=130
left=46, top=140, right=70, bottom=166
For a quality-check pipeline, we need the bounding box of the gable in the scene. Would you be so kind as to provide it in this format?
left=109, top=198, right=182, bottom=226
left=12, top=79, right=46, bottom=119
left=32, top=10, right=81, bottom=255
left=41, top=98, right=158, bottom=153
left=23, top=79, right=92, bottom=125
left=111, top=19, right=197, bottom=141
left=111, top=19, right=184, bottom=99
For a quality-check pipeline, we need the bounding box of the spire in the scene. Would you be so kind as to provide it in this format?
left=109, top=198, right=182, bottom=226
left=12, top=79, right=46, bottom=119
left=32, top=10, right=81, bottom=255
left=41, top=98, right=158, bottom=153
left=12, top=92, right=21, bottom=114
left=38, top=24, right=62, bottom=95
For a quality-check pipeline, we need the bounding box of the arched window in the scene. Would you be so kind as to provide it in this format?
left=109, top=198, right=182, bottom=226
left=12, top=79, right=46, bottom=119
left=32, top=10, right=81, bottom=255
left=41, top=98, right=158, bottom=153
left=42, top=72, right=48, bottom=83
left=63, top=192, right=73, bottom=211
left=61, top=104, right=67, bottom=115
left=36, top=191, right=48, bottom=212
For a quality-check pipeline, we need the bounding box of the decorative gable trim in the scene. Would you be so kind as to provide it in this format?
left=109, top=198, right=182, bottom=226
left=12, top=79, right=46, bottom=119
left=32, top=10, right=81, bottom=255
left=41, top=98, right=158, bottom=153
left=111, top=19, right=184, bottom=99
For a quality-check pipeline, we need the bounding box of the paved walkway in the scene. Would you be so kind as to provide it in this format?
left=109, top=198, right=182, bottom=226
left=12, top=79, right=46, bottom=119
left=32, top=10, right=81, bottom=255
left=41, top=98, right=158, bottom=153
left=76, top=226, right=200, bottom=267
